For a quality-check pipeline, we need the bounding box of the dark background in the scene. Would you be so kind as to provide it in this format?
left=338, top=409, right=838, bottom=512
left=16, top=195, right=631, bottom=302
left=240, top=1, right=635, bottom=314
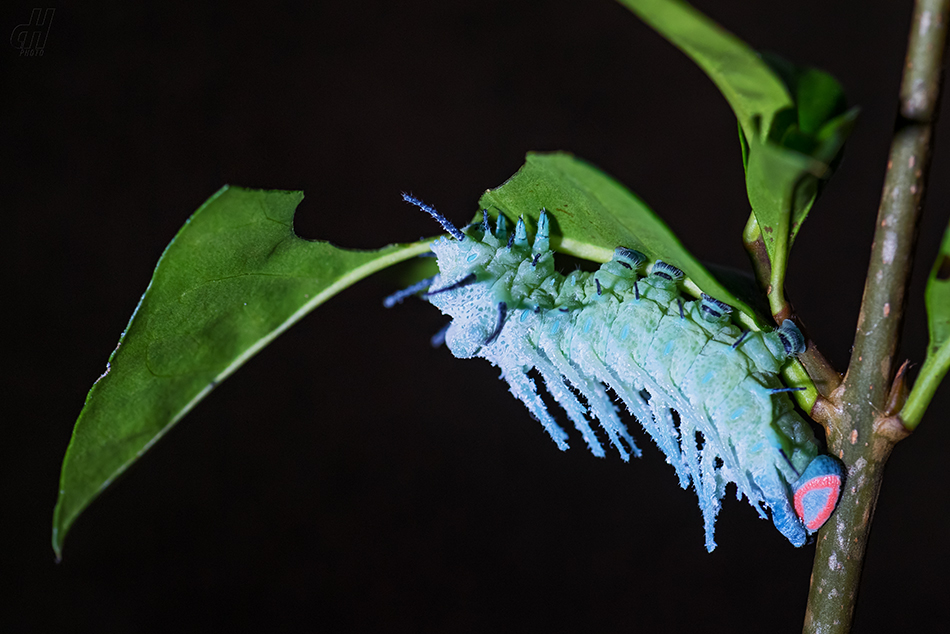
left=5, top=0, right=949, bottom=632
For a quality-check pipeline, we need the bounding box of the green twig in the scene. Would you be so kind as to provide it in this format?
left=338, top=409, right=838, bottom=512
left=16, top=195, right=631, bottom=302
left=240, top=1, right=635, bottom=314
left=803, top=1, right=949, bottom=632
left=742, top=213, right=842, bottom=401
left=901, top=339, right=950, bottom=428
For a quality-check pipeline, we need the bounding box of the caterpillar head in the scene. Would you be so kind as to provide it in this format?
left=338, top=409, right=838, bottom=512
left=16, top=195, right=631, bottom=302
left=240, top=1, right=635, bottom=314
left=407, top=198, right=552, bottom=359
left=441, top=296, right=504, bottom=358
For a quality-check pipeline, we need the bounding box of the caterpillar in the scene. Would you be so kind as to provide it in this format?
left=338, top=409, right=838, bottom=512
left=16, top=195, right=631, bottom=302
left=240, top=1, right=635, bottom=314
left=390, top=194, right=844, bottom=551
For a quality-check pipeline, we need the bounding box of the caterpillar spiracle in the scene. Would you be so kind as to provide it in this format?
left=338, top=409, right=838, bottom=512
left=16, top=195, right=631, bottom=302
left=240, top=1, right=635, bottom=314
left=390, top=194, right=844, bottom=551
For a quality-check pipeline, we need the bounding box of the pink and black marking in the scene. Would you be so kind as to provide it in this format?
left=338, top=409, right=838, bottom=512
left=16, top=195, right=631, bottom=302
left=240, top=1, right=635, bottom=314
left=792, top=455, right=846, bottom=534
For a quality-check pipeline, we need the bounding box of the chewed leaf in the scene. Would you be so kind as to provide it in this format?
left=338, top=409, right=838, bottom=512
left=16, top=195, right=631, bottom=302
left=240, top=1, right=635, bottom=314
left=53, top=186, right=432, bottom=558
left=478, top=152, right=766, bottom=329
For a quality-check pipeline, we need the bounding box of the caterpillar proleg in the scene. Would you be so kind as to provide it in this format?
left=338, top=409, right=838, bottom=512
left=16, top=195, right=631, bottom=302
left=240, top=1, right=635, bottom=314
left=393, top=195, right=844, bottom=551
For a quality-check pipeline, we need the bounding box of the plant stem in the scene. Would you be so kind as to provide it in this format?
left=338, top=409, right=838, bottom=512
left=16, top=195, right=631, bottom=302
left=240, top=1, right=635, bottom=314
left=803, top=1, right=949, bottom=632
left=901, top=338, right=950, bottom=428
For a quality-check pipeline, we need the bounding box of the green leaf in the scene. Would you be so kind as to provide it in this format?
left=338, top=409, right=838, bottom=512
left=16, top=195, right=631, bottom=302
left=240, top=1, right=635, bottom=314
left=744, top=134, right=825, bottom=312
left=927, top=240, right=950, bottom=350
left=812, top=107, right=860, bottom=165
left=479, top=152, right=766, bottom=328
left=617, top=0, right=792, bottom=140
left=795, top=69, right=847, bottom=136
left=902, top=221, right=950, bottom=429
left=744, top=107, right=858, bottom=315
left=760, top=54, right=847, bottom=137
left=53, top=186, right=432, bottom=558
left=619, top=0, right=857, bottom=315
left=754, top=55, right=858, bottom=255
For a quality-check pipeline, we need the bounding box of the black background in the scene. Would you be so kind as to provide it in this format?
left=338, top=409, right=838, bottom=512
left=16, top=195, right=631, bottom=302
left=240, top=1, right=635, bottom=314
left=5, top=1, right=949, bottom=632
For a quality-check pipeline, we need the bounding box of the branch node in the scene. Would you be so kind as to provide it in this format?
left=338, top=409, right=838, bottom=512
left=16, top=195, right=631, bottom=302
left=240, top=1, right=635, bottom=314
left=884, top=359, right=913, bottom=415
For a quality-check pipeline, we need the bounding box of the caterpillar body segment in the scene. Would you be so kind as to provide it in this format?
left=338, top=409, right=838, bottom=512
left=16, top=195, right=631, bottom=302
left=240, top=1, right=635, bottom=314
left=404, top=200, right=842, bottom=551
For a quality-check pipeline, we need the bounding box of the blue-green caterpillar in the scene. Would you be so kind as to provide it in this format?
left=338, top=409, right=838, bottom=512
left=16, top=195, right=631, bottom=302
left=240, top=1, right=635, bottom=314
left=392, top=194, right=844, bottom=551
